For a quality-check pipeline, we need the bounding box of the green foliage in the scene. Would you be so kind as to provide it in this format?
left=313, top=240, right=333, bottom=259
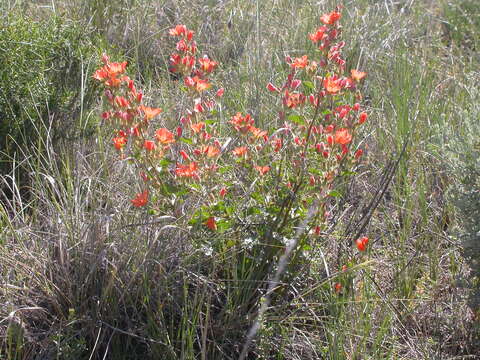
left=0, top=12, right=100, bottom=174
left=443, top=83, right=480, bottom=311
left=442, top=0, right=480, bottom=51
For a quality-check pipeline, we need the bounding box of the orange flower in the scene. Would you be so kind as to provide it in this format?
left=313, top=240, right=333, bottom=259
left=113, top=136, right=127, bottom=150
left=92, top=59, right=127, bottom=84
left=255, top=165, right=270, bottom=176
left=358, top=112, right=368, bottom=124
left=114, top=96, right=129, bottom=108
left=185, top=76, right=211, bottom=92
left=205, top=216, right=217, bottom=231
left=250, top=126, right=268, bottom=139
left=92, top=68, right=109, bottom=81
left=139, top=105, right=162, bottom=121
left=354, top=149, right=363, bottom=159
left=355, top=236, right=369, bottom=252
left=230, top=112, right=254, bottom=133
left=131, top=126, right=140, bottom=137
left=291, top=55, right=309, bottom=69
left=175, top=162, right=198, bottom=178
left=216, top=88, right=225, bottom=97
left=323, top=75, right=342, bottom=94
left=272, top=137, right=282, bottom=152
left=219, top=187, right=227, bottom=198
left=181, top=56, right=196, bottom=69
left=334, top=282, right=342, bottom=293
left=194, top=102, right=205, bottom=113
left=176, top=38, right=188, bottom=52
left=185, top=76, right=195, bottom=87
left=131, top=190, right=148, bottom=207
left=190, top=122, right=205, bottom=133
left=169, top=24, right=187, bottom=36
left=194, top=77, right=211, bottom=92
left=320, top=11, right=341, bottom=25
left=179, top=150, right=190, bottom=160
left=267, top=82, right=280, bottom=92
left=308, top=26, right=328, bottom=43
left=198, top=55, right=218, bottom=73
left=283, top=91, right=306, bottom=108
left=351, top=69, right=367, bottom=81
left=155, top=128, right=175, bottom=145
left=232, top=146, right=248, bottom=157
left=105, top=76, right=121, bottom=87
left=186, top=30, right=194, bottom=41
left=143, top=140, right=156, bottom=151
left=107, top=61, right=128, bottom=76
left=201, top=145, right=220, bottom=158
left=334, top=128, right=352, bottom=145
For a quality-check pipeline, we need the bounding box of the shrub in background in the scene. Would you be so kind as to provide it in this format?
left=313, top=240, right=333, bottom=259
left=443, top=84, right=480, bottom=314
left=0, top=12, right=100, bottom=190
left=442, top=0, right=480, bottom=52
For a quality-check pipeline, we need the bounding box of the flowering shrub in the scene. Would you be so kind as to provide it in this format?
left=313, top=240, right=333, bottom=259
left=93, top=6, right=369, bottom=263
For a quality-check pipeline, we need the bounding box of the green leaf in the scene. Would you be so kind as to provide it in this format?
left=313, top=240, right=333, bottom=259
left=159, top=158, right=172, bottom=167
left=188, top=216, right=199, bottom=226
left=189, top=183, right=202, bottom=191
left=328, top=190, right=342, bottom=197
left=218, top=165, right=232, bottom=174
left=225, top=239, right=236, bottom=248
left=308, top=168, right=322, bottom=175
left=302, top=243, right=312, bottom=251
left=247, top=206, right=262, bottom=216
left=250, top=192, right=264, bottom=203
left=212, top=201, right=226, bottom=212
left=179, top=137, right=193, bottom=145
left=225, top=206, right=235, bottom=216
left=288, top=114, right=305, bottom=125
left=162, top=182, right=179, bottom=195
left=303, top=81, right=315, bottom=90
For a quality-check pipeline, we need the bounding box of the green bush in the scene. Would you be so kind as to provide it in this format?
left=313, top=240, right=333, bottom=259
left=442, top=0, right=480, bottom=52
left=444, top=83, right=480, bottom=313
left=0, top=12, right=100, bottom=178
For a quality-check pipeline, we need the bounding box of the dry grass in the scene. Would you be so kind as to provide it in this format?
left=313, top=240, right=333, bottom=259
left=1, top=0, right=479, bottom=359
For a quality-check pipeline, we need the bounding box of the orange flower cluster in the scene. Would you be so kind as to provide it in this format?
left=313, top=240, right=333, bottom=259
left=92, top=57, right=128, bottom=87
left=169, top=24, right=218, bottom=96
left=263, top=5, right=368, bottom=170
left=93, top=7, right=371, bottom=249
left=93, top=26, right=227, bottom=209
left=258, top=6, right=370, bottom=248
left=230, top=112, right=255, bottom=133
